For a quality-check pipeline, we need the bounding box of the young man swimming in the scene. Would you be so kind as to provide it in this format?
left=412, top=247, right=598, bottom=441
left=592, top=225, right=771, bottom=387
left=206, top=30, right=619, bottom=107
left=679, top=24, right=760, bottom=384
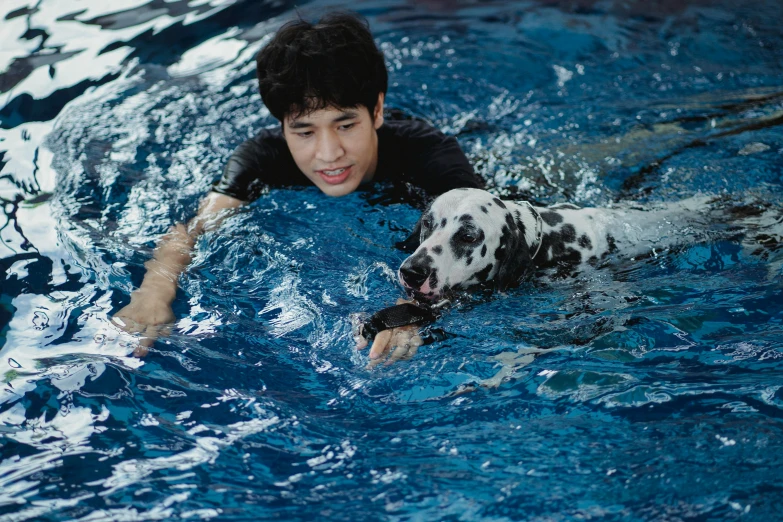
left=113, top=12, right=484, bottom=361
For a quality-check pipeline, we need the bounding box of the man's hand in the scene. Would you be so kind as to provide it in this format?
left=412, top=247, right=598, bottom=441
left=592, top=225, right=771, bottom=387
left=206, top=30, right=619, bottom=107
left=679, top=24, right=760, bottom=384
left=355, top=299, right=424, bottom=367
left=113, top=289, right=176, bottom=357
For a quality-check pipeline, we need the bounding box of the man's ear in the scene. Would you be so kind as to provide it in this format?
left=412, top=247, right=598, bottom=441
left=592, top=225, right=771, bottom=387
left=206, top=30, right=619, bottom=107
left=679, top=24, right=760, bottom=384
left=373, top=93, right=385, bottom=129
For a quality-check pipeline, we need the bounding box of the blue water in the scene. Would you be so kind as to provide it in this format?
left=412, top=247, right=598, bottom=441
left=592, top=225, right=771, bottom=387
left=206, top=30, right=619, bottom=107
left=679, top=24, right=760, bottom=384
left=2, top=0, right=783, bottom=520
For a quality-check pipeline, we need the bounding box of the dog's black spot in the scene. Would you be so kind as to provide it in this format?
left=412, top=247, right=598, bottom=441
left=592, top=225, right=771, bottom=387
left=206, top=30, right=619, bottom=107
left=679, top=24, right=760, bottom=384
left=493, top=223, right=521, bottom=268
left=754, top=233, right=779, bottom=247
left=481, top=244, right=487, bottom=257
left=606, top=234, right=618, bottom=254
left=441, top=218, right=447, bottom=228
left=540, top=211, right=563, bottom=226
left=481, top=205, right=488, bottom=214
left=466, top=255, right=473, bottom=266
left=512, top=210, right=528, bottom=236
left=503, top=212, right=529, bottom=244
left=406, top=248, right=434, bottom=268
left=495, top=225, right=510, bottom=261
left=459, top=214, right=473, bottom=222
left=728, top=203, right=768, bottom=218
left=493, top=198, right=507, bottom=209
left=539, top=229, right=584, bottom=269
left=578, top=234, right=592, bottom=249
left=473, top=263, right=494, bottom=282
left=552, top=203, right=580, bottom=210
left=432, top=245, right=443, bottom=255
left=561, top=224, right=576, bottom=243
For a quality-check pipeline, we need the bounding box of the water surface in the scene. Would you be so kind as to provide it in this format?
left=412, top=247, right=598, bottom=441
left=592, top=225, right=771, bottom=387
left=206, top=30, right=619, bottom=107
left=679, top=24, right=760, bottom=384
left=1, top=0, right=783, bottom=520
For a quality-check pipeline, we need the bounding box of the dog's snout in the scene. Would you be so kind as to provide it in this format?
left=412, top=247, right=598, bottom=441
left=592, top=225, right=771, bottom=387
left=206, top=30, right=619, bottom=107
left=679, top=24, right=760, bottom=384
left=400, top=263, right=430, bottom=288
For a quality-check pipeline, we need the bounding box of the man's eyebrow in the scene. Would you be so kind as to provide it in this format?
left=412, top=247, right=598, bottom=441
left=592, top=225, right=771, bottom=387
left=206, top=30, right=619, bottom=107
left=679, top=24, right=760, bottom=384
left=288, top=120, right=314, bottom=130
left=287, top=110, right=360, bottom=130
left=332, top=111, right=359, bottom=122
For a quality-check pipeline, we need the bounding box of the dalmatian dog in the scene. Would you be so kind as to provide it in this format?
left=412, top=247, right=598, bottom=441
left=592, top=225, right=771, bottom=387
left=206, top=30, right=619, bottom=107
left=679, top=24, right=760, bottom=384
left=398, top=188, right=782, bottom=300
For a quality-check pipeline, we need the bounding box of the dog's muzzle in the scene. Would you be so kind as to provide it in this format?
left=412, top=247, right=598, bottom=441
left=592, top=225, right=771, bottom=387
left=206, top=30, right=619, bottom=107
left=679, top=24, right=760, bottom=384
left=399, top=263, right=430, bottom=289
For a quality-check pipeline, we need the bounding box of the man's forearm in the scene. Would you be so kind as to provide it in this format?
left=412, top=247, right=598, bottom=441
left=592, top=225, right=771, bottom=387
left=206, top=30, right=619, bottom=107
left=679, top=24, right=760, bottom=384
left=136, top=224, right=196, bottom=302
left=134, top=193, right=244, bottom=299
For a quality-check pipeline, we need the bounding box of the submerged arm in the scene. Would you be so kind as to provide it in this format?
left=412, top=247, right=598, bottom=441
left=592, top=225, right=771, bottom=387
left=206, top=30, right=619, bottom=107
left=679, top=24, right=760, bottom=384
left=113, top=191, right=244, bottom=354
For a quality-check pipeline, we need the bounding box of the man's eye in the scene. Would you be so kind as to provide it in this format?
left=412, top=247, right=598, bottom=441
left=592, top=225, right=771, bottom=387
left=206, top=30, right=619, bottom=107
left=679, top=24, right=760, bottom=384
left=296, top=132, right=313, bottom=138
left=339, top=123, right=356, bottom=130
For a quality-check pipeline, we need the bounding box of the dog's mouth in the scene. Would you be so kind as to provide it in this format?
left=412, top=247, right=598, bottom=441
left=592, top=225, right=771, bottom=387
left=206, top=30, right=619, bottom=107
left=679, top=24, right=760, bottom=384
left=398, top=269, right=441, bottom=301
left=401, top=279, right=461, bottom=303
left=404, top=287, right=440, bottom=301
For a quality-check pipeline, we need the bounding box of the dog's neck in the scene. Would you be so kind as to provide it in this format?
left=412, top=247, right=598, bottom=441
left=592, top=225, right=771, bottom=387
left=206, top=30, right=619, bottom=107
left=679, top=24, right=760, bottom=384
left=510, top=201, right=544, bottom=260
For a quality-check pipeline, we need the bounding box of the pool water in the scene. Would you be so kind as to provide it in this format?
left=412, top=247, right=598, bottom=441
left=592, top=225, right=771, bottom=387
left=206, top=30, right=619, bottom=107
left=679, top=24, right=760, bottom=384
left=2, top=0, right=783, bottom=520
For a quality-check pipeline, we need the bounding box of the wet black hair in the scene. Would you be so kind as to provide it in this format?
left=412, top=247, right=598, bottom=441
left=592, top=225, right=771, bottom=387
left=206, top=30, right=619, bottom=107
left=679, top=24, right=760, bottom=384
left=255, top=12, right=388, bottom=123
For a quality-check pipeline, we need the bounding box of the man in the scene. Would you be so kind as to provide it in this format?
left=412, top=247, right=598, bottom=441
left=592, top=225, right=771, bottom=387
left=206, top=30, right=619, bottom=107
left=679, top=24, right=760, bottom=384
left=113, top=12, right=484, bottom=362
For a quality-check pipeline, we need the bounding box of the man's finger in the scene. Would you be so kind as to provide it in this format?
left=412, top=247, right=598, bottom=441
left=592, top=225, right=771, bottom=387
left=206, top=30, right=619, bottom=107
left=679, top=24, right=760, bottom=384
left=140, top=326, right=158, bottom=346
left=369, top=329, right=392, bottom=360
left=409, top=331, right=424, bottom=350
left=158, top=325, right=173, bottom=338
left=386, top=342, right=412, bottom=365
left=132, top=344, right=149, bottom=358
left=112, top=315, right=143, bottom=335
left=386, top=343, right=420, bottom=365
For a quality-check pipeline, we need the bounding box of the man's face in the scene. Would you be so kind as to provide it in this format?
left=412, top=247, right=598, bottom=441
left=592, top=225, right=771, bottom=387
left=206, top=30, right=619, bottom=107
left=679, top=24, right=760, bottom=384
left=283, top=94, right=385, bottom=197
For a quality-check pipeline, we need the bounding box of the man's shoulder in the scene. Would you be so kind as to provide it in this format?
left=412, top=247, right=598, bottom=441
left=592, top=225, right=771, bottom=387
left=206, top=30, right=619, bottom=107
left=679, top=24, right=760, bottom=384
left=243, top=126, right=285, bottom=149
left=230, top=126, right=290, bottom=165
left=379, top=117, right=444, bottom=142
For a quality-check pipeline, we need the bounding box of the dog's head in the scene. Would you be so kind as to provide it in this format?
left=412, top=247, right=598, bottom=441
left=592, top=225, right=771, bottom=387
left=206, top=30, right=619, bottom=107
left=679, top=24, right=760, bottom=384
left=399, top=188, right=539, bottom=300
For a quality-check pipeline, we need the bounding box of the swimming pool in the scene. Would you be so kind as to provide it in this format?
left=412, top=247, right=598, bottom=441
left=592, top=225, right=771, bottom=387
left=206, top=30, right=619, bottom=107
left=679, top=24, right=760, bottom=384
left=2, top=0, right=782, bottom=519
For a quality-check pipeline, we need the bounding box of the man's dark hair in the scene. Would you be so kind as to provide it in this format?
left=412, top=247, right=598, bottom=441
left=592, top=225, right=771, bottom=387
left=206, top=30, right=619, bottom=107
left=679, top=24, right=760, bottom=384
left=256, top=12, right=388, bottom=123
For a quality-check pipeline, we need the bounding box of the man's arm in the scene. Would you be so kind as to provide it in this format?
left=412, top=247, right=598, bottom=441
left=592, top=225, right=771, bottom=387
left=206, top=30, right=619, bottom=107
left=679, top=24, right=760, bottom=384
left=113, top=191, right=244, bottom=354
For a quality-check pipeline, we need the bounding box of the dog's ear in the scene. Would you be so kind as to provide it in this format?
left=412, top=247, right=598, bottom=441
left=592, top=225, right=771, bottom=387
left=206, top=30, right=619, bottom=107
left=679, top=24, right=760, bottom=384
left=395, top=219, right=421, bottom=252
left=494, top=213, right=532, bottom=291
left=396, top=206, right=436, bottom=252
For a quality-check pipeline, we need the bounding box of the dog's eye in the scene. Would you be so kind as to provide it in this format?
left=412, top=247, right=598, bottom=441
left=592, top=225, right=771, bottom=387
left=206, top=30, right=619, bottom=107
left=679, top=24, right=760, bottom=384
left=460, top=231, right=479, bottom=243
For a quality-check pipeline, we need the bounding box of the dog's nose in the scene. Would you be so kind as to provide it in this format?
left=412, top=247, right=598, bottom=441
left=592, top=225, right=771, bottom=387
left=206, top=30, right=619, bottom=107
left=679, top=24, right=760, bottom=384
left=400, top=264, right=430, bottom=288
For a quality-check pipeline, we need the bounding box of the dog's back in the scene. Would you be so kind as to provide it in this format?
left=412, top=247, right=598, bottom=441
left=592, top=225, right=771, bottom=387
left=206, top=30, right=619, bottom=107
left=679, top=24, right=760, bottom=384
left=399, top=189, right=782, bottom=299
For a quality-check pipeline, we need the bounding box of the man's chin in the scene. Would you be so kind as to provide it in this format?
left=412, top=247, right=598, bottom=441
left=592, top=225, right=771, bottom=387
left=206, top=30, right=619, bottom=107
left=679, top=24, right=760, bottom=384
left=317, top=178, right=362, bottom=197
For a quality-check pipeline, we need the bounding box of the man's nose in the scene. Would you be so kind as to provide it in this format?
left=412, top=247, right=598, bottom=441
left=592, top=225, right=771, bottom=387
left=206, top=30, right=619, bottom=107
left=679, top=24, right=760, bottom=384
left=315, top=131, right=345, bottom=163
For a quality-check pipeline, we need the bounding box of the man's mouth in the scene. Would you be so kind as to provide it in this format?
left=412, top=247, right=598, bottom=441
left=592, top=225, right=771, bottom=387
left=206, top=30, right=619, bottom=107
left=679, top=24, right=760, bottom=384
left=318, top=166, right=352, bottom=185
